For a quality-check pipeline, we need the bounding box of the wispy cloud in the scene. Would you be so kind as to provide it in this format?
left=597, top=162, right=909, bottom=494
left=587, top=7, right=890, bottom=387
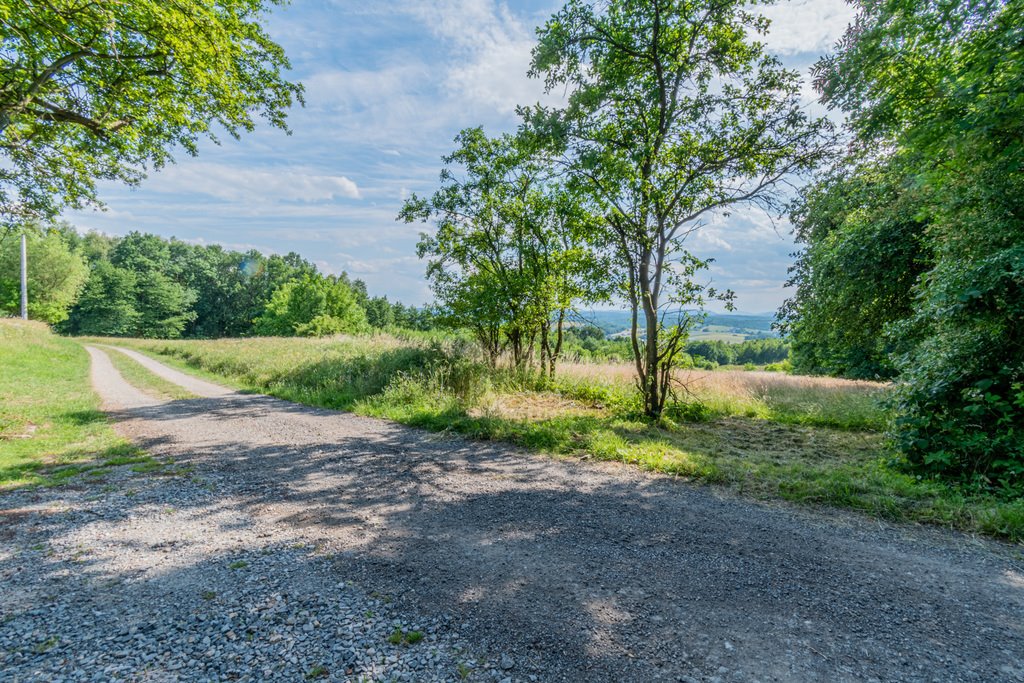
left=406, top=0, right=559, bottom=113
left=152, top=161, right=361, bottom=203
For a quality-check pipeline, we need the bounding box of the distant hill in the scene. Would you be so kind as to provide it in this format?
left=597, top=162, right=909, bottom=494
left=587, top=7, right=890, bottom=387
left=573, top=309, right=779, bottom=342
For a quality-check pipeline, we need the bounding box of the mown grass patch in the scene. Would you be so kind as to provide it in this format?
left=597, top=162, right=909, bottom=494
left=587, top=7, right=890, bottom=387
left=0, top=320, right=164, bottom=488
left=100, top=346, right=198, bottom=401
left=98, top=333, right=1023, bottom=542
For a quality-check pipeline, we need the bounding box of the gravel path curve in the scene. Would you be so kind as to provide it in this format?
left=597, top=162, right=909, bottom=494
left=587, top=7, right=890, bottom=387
left=2, top=345, right=1022, bottom=683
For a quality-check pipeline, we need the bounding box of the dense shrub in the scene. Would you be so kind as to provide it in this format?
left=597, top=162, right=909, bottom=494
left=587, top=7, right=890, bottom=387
left=890, top=248, right=1024, bottom=492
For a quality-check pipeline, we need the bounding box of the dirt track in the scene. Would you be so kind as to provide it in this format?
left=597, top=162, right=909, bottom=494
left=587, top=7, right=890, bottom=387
left=2, top=345, right=1022, bottom=682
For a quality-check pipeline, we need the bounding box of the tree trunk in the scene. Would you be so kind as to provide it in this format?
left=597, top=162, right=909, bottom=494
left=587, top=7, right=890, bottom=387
left=539, top=321, right=550, bottom=379
left=549, top=308, right=566, bottom=380
left=637, top=256, right=663, bottom=418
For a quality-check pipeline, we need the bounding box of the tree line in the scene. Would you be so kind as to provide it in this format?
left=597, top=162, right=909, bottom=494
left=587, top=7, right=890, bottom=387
left=779, top=0, right=1022, bottom=491
left=0, top=225, right=434, bottom=338
left=561, top=326, right=788, bottom=367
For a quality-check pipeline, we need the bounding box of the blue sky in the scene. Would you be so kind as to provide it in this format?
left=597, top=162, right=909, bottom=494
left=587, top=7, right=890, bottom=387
left=65, top=0, right=855, bottom=313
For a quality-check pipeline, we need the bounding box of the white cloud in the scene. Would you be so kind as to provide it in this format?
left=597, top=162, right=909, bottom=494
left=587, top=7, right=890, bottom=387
left=406, top=0, right=558, bottom=114
left=152, top=161, right=361, bottom=203
left=303, top=64, right=429, bottom=110
left=691, top=229, right=734, bottom=252
left=758, top=0, right=856, bottom=57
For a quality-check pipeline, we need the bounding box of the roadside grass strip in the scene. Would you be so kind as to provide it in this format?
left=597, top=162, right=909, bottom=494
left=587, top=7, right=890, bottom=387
left=0, top=320, right=172, bottom=488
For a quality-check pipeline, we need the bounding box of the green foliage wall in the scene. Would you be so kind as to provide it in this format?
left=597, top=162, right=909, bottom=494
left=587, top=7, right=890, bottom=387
left=0, top=0, right=302, bottom=229
left=780, top=163, right=931, bottom=379
left=786, top=0, right=1024, bottom=490
left=254, top=273, right=369, bottom=337
left=0, top=227, right=88, bottom=323
left=48, top=228, right=431, bottom=339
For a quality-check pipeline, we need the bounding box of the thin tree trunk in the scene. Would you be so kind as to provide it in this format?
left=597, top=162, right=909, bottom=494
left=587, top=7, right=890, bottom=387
left=638, top=254, right=663, bottom=418
left=549, top=308, right=566, bottom=380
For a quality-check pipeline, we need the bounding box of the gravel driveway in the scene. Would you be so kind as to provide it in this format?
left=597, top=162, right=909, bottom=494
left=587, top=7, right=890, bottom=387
left=1, top=345, right=1022, bottom=683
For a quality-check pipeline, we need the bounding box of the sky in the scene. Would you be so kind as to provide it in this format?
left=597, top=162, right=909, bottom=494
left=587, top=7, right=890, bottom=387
left=65, top=0, right=856, bottom=314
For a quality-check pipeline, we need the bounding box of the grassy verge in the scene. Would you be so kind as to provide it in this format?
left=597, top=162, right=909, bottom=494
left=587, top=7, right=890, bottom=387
left=99, top=346, right=198, bottom=400
left=0, top=320, right=164, bottom=489
left=99, top=334, right=1023, bottom=542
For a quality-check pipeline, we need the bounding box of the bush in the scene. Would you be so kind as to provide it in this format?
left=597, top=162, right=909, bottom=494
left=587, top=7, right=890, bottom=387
left=663, top=399, right=714, bottom=423
left=890, top=248, right=1024, bottom=493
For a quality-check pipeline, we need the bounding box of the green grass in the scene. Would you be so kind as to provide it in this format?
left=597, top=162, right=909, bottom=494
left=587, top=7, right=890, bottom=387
left=0, top=319, right=163, bottom=488
left=305, top=664, right=329, bottom=680
left=100, top=346, right=197, bottom=400
left=387, top=628, right=424, bottom=646
left=96, top=333, right=1024, bottom=542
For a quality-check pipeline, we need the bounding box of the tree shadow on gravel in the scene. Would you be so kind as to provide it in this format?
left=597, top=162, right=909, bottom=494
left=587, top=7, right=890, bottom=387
left=2, top=393, right=1023, bottom=682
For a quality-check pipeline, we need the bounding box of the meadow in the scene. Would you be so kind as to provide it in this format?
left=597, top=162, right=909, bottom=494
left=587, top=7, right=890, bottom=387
left=95, top=332, right=1024, bottom=541
left=0, top=320, right=159, bottom=488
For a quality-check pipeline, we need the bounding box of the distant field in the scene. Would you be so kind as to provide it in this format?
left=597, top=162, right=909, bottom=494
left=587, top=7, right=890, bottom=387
left=588, top=310, right=778, bottom=341
left=96, top=333, right=1024, bottom=541
left=690, top=324, right=769, bottom=342
left=610, top=325, right=756, bottom=342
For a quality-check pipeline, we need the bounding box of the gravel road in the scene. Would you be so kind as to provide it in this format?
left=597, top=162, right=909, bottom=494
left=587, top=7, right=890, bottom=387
left=1, top=345, right=1022, bottom=683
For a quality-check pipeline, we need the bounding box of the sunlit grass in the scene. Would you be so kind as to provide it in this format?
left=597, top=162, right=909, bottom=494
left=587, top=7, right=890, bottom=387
left=558, top=363, right=887, bottom=430
left=101, top=345, right=197, bottom=401
left=0, top=320, right=155, bottom=488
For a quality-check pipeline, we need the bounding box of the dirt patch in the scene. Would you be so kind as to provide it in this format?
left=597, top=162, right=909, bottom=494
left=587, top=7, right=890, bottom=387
left=469, top=391, right=602, bottom=421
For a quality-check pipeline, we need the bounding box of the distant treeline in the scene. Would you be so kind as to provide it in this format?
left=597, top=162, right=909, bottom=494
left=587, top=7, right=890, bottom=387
left=561, top=326, right=788, bottom=366
left=684, top=339, right=789, bottom=366
left=580, top=310, right=775, bottom=337
left=0, top=224, right=434, bottom=338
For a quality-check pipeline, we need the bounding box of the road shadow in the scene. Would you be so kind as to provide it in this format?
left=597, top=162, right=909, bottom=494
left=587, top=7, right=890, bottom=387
left=2, top=393, right=1023, bottom=681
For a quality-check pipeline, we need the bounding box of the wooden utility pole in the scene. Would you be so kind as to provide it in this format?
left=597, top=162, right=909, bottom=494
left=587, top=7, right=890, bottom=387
left=20, top=233, right=27, bottom=319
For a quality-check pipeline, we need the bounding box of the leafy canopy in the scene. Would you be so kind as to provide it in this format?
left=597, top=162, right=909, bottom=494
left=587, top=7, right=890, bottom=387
left=779, top=160, right=932, bottom=379
left=255, top=273, right=369, bottom=337
left=801, top=0, right=1024, bottom=489
left=403, top=127, right=606, bottom=370
left=0, top=224, right=87, bottom=323
left=0, top=0, right=303, bottom=229
left=525, top=0, right=833, bottom=416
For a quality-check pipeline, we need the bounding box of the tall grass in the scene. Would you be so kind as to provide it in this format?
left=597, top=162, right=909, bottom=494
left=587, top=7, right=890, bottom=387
left=552, top=364, right=887, bottom=430
left=100, top=333, right=1023, bottom=542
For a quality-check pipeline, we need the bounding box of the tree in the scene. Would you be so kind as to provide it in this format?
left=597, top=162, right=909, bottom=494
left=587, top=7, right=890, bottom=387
left=109, top=232, right=196, bottom=337
left=0, top=0, right=303, bottom=230
left=526, top=0, right=834, bottom=417
left=778, top=161, right=931, bottom=379
left=0, top=224, right=87, bottom=323
left=391, top=302, right=438, bottom=331
left=255, top=273, right=369, bottom=337
left=57, top=228, right=336, bottom=339
left=62, top=261, right=140, bottom=336
left=235, top=251, right=318, bottom=334
left=365, top=296, right=396, bottom=329
left=402, top=127, right=604, bottom=373
left=812, top=0, right=1024, bottom=489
